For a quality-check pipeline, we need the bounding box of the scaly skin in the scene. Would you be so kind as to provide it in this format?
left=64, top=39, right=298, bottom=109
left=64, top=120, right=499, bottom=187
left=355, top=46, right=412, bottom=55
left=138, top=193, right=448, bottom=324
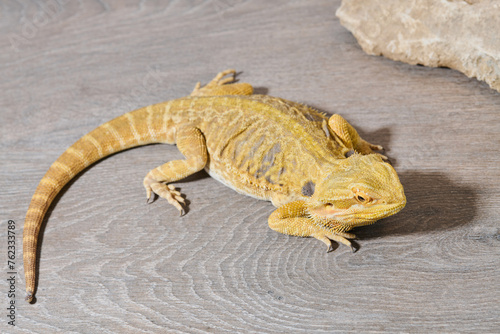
left=23, top=69, right=406, bottom=303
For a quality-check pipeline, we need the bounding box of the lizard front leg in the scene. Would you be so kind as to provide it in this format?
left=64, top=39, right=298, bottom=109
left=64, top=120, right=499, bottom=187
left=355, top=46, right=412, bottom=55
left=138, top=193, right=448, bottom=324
left=143, top=126, right=208, bottom=215
left=328, top=114, right=387, bottom=159
left=268, top=201, right=356, bottom=252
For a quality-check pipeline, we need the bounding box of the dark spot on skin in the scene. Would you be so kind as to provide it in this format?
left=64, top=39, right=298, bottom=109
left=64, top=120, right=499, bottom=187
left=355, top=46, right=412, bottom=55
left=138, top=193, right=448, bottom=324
left=301, top=181, right=315, bottom=197
left=255, top=143, right=281, bottom=178
left=345, top=150, right=355, bottom=158
left=265, top=175, right=275, bottom=184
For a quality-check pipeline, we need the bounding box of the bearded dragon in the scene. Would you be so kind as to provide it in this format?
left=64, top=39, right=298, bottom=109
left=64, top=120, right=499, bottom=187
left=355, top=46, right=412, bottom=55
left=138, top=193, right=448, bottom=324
left=23, top=69, right=406, bottom=303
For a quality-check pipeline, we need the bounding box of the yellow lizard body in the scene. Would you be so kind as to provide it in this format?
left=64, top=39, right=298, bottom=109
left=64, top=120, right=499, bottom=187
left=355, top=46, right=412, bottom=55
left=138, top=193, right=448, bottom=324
left=23, top=70, right=406, bottom=303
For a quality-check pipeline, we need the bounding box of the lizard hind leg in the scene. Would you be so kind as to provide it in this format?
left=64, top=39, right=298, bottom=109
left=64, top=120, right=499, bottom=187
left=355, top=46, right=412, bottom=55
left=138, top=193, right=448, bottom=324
left=190, top=69, right=254, bottom=97
left=328, top=114, right=387, bottom=159
left=143, top=126, right=208, bottom=215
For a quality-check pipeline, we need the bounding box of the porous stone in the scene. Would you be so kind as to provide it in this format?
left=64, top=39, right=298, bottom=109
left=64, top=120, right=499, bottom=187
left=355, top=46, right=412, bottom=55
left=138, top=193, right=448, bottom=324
left=336, top=0, right=500, bottom=93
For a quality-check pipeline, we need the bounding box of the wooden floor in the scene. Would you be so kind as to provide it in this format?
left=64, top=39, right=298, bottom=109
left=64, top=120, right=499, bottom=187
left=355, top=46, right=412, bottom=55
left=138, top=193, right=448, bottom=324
left=1, top=1, right=499, bottom=333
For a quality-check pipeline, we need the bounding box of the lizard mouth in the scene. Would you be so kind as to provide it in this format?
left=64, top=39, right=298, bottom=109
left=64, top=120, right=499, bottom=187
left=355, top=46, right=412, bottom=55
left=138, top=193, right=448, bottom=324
left=341, top=202, right=405, bottom=220
left=311, top=202, right=405, bottom=227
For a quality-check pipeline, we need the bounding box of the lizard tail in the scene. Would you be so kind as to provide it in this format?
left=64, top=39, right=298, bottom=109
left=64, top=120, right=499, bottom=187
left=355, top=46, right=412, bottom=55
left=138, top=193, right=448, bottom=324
left=23, top=104, right=171, bottom=303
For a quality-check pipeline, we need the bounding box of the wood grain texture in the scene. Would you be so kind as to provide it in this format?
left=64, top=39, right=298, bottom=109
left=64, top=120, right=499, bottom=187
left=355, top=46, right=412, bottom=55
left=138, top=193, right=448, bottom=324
left=1, top=0, right=499, bottom=332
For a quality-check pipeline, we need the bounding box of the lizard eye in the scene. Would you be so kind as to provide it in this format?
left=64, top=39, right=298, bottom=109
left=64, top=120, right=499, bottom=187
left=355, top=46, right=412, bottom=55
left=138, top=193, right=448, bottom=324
left=355, top=193, right=372, bottom=203
left=352, top=188, right=372, bottom=204
left=325, top=202, right=334, bottom=207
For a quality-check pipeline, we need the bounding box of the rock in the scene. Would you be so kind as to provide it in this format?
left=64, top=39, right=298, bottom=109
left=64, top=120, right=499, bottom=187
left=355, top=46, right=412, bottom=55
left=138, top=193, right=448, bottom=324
left=336, top=0, right=500, bottom=93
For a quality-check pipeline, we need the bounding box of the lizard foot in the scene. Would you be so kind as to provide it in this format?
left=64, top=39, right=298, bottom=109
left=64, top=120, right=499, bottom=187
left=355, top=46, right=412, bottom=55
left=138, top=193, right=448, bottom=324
left=364, top=142, right=389, bottom=161
left=313, top=230, right=357, bottom=253
left=357, top=139, right=387, bottom=159
left=190, top=69, right=253, bottom=96
left=191, top=69, right=236, bottom=95
left=144, top=177, right=185, bottom=215
left=347, top=144, right=388, bottom=162
left=328, top=114, right=388, bottom=160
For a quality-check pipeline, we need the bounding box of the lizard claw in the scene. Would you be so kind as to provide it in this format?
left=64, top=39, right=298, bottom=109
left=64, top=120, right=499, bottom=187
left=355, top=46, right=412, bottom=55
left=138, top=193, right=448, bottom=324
left=377, top=153, right=389, bottom=161
left=146, top=195, right=156, bottom=204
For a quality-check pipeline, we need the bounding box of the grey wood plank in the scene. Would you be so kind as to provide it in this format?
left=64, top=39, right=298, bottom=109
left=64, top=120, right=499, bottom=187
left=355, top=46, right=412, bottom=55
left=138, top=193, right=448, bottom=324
left=1, top=0, right=499, bottom=333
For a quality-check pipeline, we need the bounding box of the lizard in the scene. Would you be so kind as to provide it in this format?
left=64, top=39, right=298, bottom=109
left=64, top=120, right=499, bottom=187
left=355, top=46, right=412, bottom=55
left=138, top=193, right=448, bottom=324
left=23, top=69, right=406, bottom=303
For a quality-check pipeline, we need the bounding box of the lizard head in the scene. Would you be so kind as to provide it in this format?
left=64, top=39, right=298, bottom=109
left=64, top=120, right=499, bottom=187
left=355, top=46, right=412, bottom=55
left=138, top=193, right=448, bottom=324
left=306, top=154, right=406, bottom=232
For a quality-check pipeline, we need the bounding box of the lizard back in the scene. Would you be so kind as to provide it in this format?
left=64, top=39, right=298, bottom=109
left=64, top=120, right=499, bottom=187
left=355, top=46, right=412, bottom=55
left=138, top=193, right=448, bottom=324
left=182, top=95, right=348, bottom=203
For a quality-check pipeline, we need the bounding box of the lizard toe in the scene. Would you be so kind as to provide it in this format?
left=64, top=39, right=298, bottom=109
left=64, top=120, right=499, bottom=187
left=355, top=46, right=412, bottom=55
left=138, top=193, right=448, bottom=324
left=149, top=182, right=186, bottom=213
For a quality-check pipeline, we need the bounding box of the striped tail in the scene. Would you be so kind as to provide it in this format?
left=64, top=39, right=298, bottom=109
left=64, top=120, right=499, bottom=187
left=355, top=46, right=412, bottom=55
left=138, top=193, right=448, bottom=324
left=23, top=103, right=172, bottom=303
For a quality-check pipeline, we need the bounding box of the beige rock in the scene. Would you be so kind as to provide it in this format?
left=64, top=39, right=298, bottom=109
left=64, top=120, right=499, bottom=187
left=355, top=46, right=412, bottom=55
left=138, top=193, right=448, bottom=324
left=336, top=0, right=500, bottom=93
